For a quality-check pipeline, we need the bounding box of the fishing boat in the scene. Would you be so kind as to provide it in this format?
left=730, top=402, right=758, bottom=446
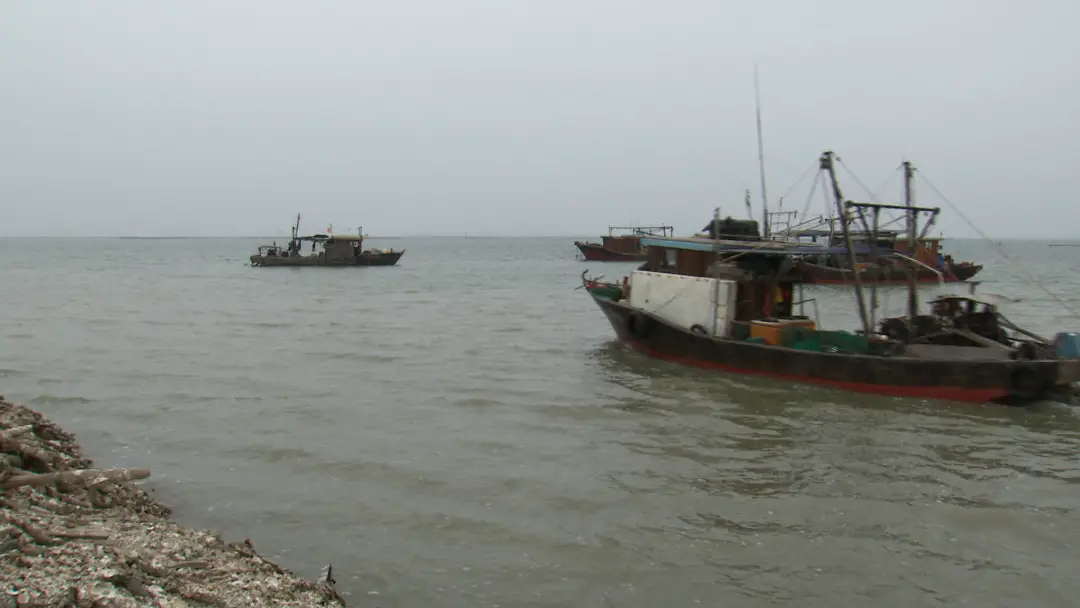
left=582, top=151, right=1080, bottom=404
left=745, top=68, right=980, bottom=285
left=574, top=225, right=674, bottom=262
left=695, top=210, right=980, bottom=285
left=249, top=215, right=404, bottom=267
left=788, top=231, right=982, bottom=285
left=754, top=168, right=982, bottom=285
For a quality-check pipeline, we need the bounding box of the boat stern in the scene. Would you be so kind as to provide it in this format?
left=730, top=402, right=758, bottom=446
left=952, top=262, right=983, bottom=281
left=1008, top=334, right=1080, bottom=404
left=1053, top=358, right=1080, bottom=384
left=1051, top=334, right=1080, bottom=385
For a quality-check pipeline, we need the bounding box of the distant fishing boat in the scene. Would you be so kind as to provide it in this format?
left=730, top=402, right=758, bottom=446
left=574, top=225, right=674, bottom=262
left=249, top=214, right=404, bottom=267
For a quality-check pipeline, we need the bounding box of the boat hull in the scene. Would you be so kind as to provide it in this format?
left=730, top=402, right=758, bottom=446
left=250, top=250, right=405, bottom=267
left=794, top=261, right=982, bottom=285
left=592, top=296, right=1080, bottom=404
left=574, top=242, right=646, bottom=262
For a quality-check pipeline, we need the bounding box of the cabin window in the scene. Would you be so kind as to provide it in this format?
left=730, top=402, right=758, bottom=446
left=663, top=248, right=677, bottom=269
left=924, top=242, right=933, bottom=251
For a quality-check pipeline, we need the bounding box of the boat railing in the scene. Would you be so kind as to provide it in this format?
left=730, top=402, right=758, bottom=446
left=608, top=225, right=675, bottom=238
left=890, top=251, right=945, bottom=285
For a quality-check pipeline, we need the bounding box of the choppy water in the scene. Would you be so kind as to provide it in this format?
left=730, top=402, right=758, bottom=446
left=3, top=237, right=1080, bottom=607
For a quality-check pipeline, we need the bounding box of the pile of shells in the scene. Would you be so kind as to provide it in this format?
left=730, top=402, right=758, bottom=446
left=0, top=398, right=346, bottom=607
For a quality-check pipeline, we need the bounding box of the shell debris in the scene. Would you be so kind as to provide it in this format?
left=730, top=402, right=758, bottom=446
left=0, top=399, right=346, bottom=607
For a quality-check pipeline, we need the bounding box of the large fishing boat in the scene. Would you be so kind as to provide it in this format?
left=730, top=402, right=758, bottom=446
left=693, top=192, right=980, bottom=285
left=693, top=218, right=981, bottom=285
left=249, top=215, right=404, bottom=267
left=574, top=225, right=674, bottom=262
left=788, top=231, right=982, bottom=285
left=743, top=68, right=980, bottom=285
left=748, top=173, right=981, bottom=285
left=582, top=151, right=1080, bottom=404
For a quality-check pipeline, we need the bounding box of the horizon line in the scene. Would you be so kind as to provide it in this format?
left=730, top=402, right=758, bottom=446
left=0, top=234, right=601, bottom=240
left=0, top=235, right=1069, bottom=241
left=0, top=234, right=1072, bottom=241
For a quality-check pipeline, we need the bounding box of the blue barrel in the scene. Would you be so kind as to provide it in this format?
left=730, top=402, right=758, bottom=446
left=1052, top=332, right=1080, bottom=358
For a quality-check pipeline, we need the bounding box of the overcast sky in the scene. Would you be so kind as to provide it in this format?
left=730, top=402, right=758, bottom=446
left=1, top=1, right=1076, bottom=238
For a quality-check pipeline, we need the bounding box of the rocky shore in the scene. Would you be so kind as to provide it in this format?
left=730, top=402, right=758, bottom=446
left=0, top=398, right=346, bottom=607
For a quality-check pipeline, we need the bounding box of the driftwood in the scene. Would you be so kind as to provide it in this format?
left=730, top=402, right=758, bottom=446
left=1, top=467, right=151, bottom=490
left=0, top=426, right=33, bottom=442
left=5, top=516, right=55, bottom=545
left=17, top=539, right=45, bottom=555
left=7, top=441, right=58, bottom=468
left=51, top=528, right=110, bottom=540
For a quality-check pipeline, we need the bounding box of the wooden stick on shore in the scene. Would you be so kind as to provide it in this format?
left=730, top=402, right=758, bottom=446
left=1, top=467, right=151, bottom=490
left=0, top=425, right=35, bottom=441
left=51, top=529, right=110, bottom=540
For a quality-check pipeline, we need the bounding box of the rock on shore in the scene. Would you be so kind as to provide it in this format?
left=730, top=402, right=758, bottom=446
left=0, top=399, right=346, bottom=607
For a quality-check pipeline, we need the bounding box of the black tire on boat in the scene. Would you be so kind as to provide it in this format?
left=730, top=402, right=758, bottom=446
left=879, top=318, right=910, bottom=342
left=627, top=312, right=651, bottom=340
left=690, top=324, right=708, bottom=336
left=883, top=342, right=907, bottom=357
left=1009, top=364, right=1043, bottom=401
left=1016, top=342, right=1039, bottom=360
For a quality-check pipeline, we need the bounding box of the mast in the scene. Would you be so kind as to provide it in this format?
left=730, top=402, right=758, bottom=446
left=289, top=213, right=301, bottom=253
left=821, top=151, right=872, bottom=336
left=825, top=177, right=836, bottom=243
left=867, top=206, right=881, bottom=332
left=754, top=64, right=770, bottom=239
left=711, top=206, right=722, bottom=336
left=903, top=161, right=918, bottom=318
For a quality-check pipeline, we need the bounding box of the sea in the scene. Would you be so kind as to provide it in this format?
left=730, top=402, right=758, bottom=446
left=2, top=236, right=1080, bottom=607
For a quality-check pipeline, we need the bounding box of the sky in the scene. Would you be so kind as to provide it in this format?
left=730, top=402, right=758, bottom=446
left=1, top=1, right=1077, bottom=238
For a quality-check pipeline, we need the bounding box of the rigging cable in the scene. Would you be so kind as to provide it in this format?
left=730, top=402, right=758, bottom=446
left=836, top=157, right=882, bottom=202
left=797, top=172, right=822, bottom=227
left=777, top=162, right=820, bottom=204
left=919, top=172, right=1080, bottom=322
left=839, top=161, right=915, bottom=231
left=869, top=164, right=902, bottom=201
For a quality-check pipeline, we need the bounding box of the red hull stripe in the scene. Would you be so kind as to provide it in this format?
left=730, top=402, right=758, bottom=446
left=625, top=340, right=1008, bottom=403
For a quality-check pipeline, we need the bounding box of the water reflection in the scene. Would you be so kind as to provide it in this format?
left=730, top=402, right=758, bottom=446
left=585, top=338, right=1080, bottom=518
left=576, top=330, right=1080, bottom=604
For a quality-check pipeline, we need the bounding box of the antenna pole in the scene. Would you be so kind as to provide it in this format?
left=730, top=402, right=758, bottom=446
left=711, top=206, right=723, bottom=336
left=903, top=161, right=918, bottom=318
left=754, top=64, right=770, bottom=239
